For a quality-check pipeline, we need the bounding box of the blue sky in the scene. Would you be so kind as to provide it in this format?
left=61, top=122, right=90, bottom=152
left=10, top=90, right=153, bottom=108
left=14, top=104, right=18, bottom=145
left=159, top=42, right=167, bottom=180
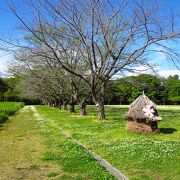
left=0, top=0, right=180, bottom=78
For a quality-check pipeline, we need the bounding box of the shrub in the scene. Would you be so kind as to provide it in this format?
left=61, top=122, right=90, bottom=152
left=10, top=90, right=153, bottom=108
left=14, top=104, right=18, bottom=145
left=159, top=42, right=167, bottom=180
left=0, top=102, right=25, bottom=124
left=0, top=113, right=8, bottom=124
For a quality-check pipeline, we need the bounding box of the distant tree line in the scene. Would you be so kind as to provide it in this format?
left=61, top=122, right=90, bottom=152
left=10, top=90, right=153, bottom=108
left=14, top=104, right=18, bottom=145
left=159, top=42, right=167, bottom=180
left=105, top=74, right=180, bottom=105
left=0, top=77, right=41, bottom=105
left=0, top=74, right=179, bottom=105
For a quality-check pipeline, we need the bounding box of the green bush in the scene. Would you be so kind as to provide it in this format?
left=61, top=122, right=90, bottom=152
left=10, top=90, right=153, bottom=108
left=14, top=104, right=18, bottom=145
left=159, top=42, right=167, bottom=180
left=0, top=113, right=8, bottom=124
left=0, top=102, right=25, bottom=124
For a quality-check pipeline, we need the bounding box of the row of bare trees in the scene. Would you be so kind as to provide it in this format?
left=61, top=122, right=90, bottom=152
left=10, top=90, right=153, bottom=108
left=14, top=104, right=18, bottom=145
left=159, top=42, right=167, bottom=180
left=4, top=0, right=180, bottom=120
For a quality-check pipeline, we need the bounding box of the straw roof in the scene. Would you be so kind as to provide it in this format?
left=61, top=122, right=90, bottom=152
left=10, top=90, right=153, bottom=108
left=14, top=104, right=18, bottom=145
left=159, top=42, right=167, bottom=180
left=127, top=94, right=161, bottom=122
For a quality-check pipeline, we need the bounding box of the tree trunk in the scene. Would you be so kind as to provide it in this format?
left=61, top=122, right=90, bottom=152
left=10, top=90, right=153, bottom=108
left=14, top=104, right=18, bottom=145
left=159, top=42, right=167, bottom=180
left=80, top=99, right=87, bottom=115
left=69, top=97, right=76, bottom=113
left=69, top=103, right=76, bottom=113
left=119, top=98, right=122, bottom=105
left=63, top=101, right=67, bottom=111
left=54, top=101, right=57, bottom=107
left=108, top=98, right=110, bottom=105
left=92, top=84, right=106, bottom=120
left=58, top=102, right=62, bottom=109
left=98, top=97, right=106, bottom=120
left=163, top=97, right=165, bottom=105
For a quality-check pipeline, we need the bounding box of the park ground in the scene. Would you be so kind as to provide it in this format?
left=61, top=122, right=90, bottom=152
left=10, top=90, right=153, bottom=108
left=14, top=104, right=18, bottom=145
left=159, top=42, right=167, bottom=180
left=0, top=106, right=114, bottom=179
left=0, top=105, right=180, bottom=179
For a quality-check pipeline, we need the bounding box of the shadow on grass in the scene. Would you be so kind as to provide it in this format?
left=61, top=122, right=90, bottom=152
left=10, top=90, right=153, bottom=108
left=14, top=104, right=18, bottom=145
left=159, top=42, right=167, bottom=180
left=160, top=128, right=177, bottom=134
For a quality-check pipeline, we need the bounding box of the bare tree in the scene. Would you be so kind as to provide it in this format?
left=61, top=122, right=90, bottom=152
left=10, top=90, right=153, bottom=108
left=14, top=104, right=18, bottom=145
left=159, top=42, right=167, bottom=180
left=10, top=48, right=90, bottom=114
left=5, top=0, right=180, bottom=120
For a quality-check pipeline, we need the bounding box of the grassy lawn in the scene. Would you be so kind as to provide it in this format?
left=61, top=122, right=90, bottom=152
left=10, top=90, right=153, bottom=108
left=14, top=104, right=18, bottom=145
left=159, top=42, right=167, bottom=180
left=0, top=106, right=115, bottom=179
left=36, top=105, right=180, bottom=180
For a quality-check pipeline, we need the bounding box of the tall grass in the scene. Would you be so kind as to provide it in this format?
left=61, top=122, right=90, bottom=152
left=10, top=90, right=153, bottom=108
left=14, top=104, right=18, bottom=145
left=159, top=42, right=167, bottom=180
left=0, top=102, right=25, bottom=124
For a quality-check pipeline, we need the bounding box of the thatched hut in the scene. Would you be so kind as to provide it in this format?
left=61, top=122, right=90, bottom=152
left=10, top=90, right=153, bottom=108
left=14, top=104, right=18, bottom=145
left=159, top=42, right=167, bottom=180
left=126, top=94, right=162, bottom=134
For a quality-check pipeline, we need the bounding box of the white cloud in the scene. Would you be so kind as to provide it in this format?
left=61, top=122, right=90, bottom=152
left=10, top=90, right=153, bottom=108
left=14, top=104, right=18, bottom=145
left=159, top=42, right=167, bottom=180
left=127, top=65, right=155, bottom=76
left=0, top=50, right=13, bottom=77
left=0, top=60, right=8, bottom=77
left=126, top=65, right=180, bottom=78
left=157, top=69, right=180, bottom=78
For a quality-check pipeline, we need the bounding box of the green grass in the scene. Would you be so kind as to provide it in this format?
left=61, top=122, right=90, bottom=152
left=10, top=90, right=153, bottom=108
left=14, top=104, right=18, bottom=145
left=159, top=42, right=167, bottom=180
left=0, top=106, right=62, bottom=179
left=0, top=102, right=25, bottom=124
left=36, top=108, right=115, bottom=179
left=36, top=105, right=180, bottom=179
left=0, top=106, right=115, bottom=179
left=0, top=101, right=25, bottom=115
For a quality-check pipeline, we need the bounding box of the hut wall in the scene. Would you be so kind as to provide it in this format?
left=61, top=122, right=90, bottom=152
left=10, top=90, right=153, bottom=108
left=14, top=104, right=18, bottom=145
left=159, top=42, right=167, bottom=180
left=126, top=120, right=158, bottom=134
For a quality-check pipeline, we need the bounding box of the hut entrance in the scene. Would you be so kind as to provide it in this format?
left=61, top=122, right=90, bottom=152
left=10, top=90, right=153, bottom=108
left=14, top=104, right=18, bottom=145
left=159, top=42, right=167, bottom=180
left=126, top=94, right=162, bottom=134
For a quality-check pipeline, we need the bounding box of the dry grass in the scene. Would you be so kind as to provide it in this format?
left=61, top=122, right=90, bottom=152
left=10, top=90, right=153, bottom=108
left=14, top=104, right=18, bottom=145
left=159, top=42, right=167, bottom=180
left=126, top=121, right=154, bottom=134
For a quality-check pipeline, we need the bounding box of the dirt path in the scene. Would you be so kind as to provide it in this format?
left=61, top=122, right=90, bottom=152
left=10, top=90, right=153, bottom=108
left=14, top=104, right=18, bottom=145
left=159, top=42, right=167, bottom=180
left=0, top=106, right=62, bottom=179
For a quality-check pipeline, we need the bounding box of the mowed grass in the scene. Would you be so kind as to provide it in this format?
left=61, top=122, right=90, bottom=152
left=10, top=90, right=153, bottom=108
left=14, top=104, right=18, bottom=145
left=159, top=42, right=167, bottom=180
left=36, top=105, right=180, bottom=179
left=0, top=106, right=115, bottom=179
left=0, top=106, right=62, bottom=179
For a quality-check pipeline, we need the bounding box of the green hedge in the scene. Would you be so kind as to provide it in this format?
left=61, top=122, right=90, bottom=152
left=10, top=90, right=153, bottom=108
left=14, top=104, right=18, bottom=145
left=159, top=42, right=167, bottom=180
left=0, top=102, right=25, bottom=124
left=0, top=113, right=8, bottom=124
